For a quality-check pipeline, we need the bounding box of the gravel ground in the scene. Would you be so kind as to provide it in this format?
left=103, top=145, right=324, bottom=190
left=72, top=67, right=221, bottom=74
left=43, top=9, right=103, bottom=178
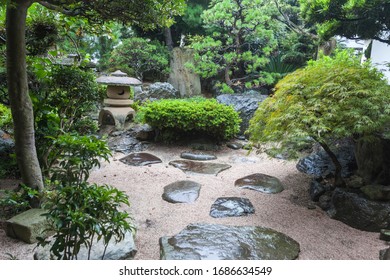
left=0, top=143, right=387, bottom=260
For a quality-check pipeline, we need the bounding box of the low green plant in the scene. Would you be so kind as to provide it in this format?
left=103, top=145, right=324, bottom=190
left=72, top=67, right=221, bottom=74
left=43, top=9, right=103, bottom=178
left=44, top=133, right=111, bottom=185
left=0, top=104, right=12, bottom=131
left=0, top=184, right=39, bottom=219
left=139, top=97, right=241, bottom=142
left=39, top=182, right=134, bottom=260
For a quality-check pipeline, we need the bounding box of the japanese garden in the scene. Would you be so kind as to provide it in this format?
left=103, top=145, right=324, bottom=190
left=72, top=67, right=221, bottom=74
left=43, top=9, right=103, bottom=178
left=0, top=0, right=390, bottom=260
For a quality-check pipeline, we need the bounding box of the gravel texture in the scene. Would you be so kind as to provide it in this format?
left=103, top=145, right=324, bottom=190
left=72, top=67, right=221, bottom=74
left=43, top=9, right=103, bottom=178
left=0, top=144, right=386, bottom=260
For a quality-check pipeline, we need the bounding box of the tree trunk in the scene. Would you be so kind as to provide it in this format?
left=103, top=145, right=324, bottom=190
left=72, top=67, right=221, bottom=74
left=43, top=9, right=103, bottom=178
left=317, top=141, right=346, bottom=188
left=164, top=27, right=174, bottom=51
left=6, top=0, right=44, bottom=206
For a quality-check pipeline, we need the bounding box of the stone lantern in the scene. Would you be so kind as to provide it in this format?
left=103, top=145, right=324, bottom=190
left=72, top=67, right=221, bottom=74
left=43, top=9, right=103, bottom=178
left=96, top=70, right=142, bottom=129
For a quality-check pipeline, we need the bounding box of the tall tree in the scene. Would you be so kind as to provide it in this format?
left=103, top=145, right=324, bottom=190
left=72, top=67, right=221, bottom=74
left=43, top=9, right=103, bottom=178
left=188, top=0, right=283, bottom=93
left=299, top=0, right=390, bottom=44
left=3, top=0, right=185, bottom=203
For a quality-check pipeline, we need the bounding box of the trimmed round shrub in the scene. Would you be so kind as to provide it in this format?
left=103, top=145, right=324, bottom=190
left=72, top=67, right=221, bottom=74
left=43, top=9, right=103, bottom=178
left=139, top=97, right=241, bottom=141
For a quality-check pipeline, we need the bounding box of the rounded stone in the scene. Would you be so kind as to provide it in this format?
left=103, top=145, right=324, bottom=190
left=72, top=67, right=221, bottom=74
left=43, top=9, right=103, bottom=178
left=162, top=180, right=201, bottom=204
left=180, top=152, right=217, bottom=161
left=210, top=197, right=255, bottom=218
left=235, top=173, right=284, bottom=194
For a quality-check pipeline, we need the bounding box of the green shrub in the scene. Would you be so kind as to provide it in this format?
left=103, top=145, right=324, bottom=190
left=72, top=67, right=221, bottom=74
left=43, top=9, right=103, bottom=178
left=0, top=104, right=12, bottom=131
left=139, top=97, right=241, bottom=141
left=0, top=184, right=39, bottom=219
left=39, top=182, right=134, bottom=260
left=248, top=50, right=390, bottom=187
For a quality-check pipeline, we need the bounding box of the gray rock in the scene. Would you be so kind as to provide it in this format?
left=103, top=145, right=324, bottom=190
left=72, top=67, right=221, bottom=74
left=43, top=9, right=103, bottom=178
left=227, top=142, right=243, bottom=150
left=160, top=223, right=300, bottom=260
left=380, top=229, right=390, bottom=241
left=361, top=185, right=390, bottom=201
left=210, top=197, right=255, bottom=218
left=216, top=94, right=267, bottom=135
left=296, top=141, right=356, bottom=178
left=162, top=180, right=201, bottom=204
left=6, top=209, right=50, bottom=244
left=34, top=230, right=137, bottom=260
left=180, top=152, right=217, bottom=161
left=169, top=160, right=231, bottom=175
left=135, top=82, right=179, bottom=103
left=355, top=136, right=390, bottom=185
left=134, top=124, right=155, bottom=141
left=108, top=131, right=149, bottom=154
left=235, top=173, right=284, bottom=194
left=120, top=152, right=162, bottom=166
left=379, top=247, right=390, bottom=260
left=331, top=188, right=390, bottom=232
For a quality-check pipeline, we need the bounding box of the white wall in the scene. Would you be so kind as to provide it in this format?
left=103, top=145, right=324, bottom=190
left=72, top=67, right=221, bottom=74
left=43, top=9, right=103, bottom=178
left=370, top=40, right=390, bottom=83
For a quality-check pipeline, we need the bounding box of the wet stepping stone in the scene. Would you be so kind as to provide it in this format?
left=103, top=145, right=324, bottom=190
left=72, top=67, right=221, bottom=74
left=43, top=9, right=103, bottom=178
left=162, top=180, right=201, bottom=204
left=235, top=173, right=284, bottom=194
left=227, top=142, right=243, bottom=150
left=180, top=152, right=217, bottom=161
left=210, top=197, right=255, bottom=218
left=120, top=152, right=162, bottom=166
left=160, top=223, right=300, bottom=260
left=169, top=160, right=231, bottom=175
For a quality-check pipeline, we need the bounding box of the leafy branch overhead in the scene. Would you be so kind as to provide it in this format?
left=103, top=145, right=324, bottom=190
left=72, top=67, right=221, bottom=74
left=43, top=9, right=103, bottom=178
left=249, top=50, right=390, bottom=187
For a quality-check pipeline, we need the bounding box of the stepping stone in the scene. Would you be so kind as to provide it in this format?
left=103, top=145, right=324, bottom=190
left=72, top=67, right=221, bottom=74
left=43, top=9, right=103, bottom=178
left=120, top=152, right=162, bottom=166
left=169, top=160, right=231, bottom=175
left=227, top=142, right=243, bottom=150
left=34, top=230, right=137, bottom=260
left=6, top=209, right=50, bottom=244
left=160, top=223, right=300, bottom=260
left=162, top=180, right=201, bottom=204
left=210, top=197, right=255, bottom=218
left=180, top=152, right=216, bottom=161
left=235, top=173, right=284, bottom=194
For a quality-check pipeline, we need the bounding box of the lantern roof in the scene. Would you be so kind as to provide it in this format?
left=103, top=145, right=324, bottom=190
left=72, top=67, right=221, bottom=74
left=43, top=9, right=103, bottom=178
left=96, top=70, right=142, bottom=86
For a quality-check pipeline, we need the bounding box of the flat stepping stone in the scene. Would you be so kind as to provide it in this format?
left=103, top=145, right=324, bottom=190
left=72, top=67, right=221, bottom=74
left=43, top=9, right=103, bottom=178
left=227, top=142, right=243, bottom=150
left=235, top=173, right=284, bottom=194
left=162, top=180, right=201, bottom=203
left=120, top=152, right=162, bottom=166
left=160, top=223, right=300, bottom=260
left=210, top=197, right=255, bottom=218
left=180, top=152, right=216, bottom=161
left=169, top=160, right=231, bottom=175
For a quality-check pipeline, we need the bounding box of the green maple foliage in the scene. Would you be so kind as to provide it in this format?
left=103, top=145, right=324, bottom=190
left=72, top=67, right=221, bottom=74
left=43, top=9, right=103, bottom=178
left=248, top=50, right=390, bottom=186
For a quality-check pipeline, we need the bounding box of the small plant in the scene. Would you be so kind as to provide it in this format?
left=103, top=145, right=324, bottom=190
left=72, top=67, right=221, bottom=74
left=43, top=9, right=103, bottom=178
left=44, top=133, right=111, bottom=185
left=0, top=184, right=39, bottom=219
left=39, top=182, right=134, bottom=260
left=139, top=97, right=241, bottom=142
left=0, top=104, right=12, bottom=132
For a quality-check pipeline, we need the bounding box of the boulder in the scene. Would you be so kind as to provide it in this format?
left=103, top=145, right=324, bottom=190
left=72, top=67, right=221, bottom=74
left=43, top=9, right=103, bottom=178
left=380, top=229, right=390, bottom=241
left=330, top=188, right=390, bottom=232
left=135, top=82, right=179, bottom=103
left=216, top=94, right=267, bottom=135
left=6, top=209, right=50, bottom=244
left=34, top=230, right=137, bottom=260
left=296, top=141, right=357, bottom=178
left=379, top=247, right=390, bottom=260
left=360, top=185, right=390, bottom=201
left=107, top=130, right=149, bottom=154
left=160, top=223, right=300, bottom=260
left=168, top=48, right=201, bottom=98
left=355, top=136, right=390, bottom=185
